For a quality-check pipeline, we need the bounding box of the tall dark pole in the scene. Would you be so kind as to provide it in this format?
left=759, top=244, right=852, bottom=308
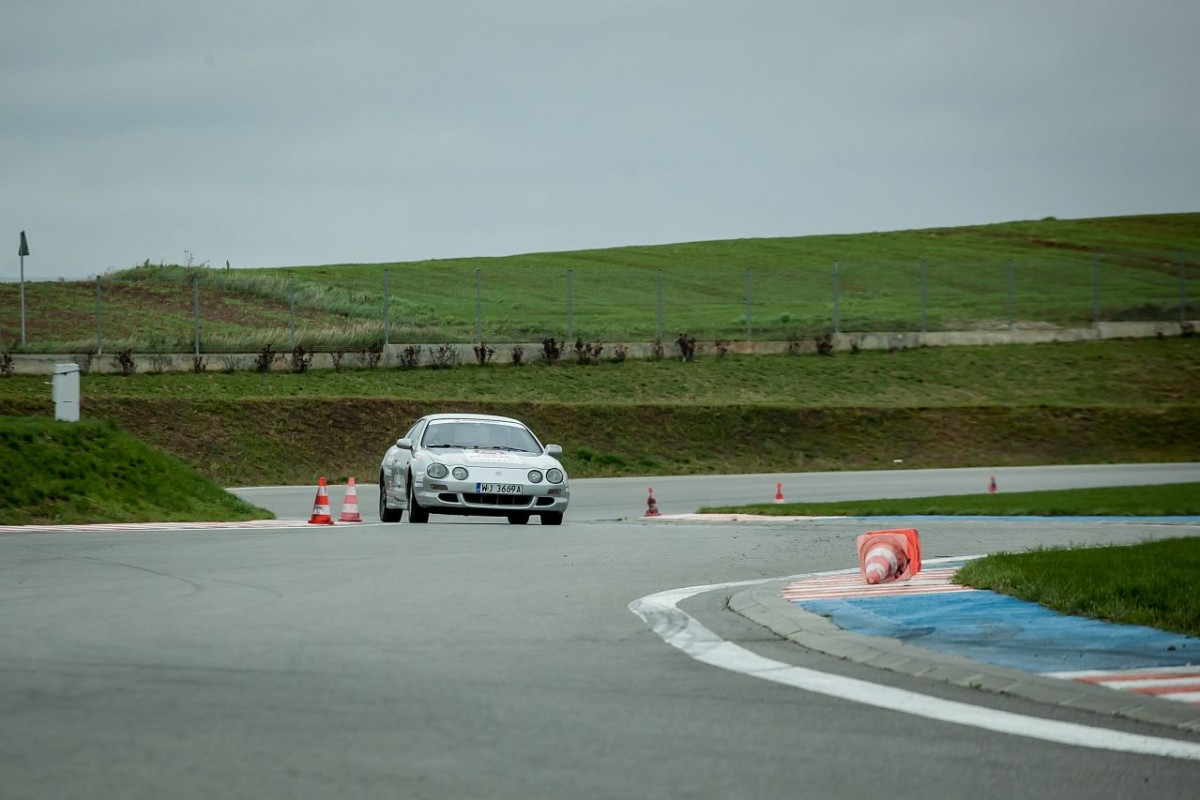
left=18, top=231, right=30, bottom=346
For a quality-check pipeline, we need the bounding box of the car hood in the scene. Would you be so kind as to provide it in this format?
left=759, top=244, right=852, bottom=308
left=420, top=448, right=564, bottom=471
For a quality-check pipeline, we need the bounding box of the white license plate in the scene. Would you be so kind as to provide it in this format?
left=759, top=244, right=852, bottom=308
left=477, top=483, right=520, bottom=494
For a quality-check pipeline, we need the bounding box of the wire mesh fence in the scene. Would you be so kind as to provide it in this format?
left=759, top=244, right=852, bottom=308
left=0, top=252, right=1193, bottom=355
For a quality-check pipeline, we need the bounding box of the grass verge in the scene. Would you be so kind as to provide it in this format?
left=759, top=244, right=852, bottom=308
left=0, top=417, right=272, bottom=525
left=699, top=482, right=1200, bottom=517
left=954, top=539, right=1200, bottom=636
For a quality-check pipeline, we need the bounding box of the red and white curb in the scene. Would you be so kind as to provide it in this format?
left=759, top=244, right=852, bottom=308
left=782, top=565, right=972, bottom=601
left=1046, top=666, right=1200, bottom=707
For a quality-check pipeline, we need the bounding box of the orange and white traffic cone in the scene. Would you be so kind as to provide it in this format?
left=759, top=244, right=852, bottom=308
left=308, top=476, right=334, bottom=525
left=338, top=476, right=363, bottom=523
left=774, top=482, right=786, bottom=503
left=988, top=476, right=997, bottom=494
left=644, top=487, right=661, bottom=517
left=856, top=528, right=921, bottom=585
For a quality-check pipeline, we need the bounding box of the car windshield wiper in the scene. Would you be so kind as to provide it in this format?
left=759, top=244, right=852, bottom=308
left=424, top=444, right=461, bottom=449
left=480, top=445, right=530, bottom=452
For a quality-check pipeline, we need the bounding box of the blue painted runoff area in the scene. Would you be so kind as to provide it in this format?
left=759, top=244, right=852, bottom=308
left=799, top=591, right=1200, bottom=673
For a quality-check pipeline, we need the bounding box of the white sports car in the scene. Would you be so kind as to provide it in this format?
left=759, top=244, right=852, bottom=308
left=379, top=413, right=570, bottom=525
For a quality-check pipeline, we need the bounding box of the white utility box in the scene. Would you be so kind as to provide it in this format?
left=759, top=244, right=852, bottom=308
left=52, top=363, right=80, bottom=422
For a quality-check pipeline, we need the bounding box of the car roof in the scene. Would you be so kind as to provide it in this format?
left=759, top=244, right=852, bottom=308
left=423, top=413, right=522, bottom=425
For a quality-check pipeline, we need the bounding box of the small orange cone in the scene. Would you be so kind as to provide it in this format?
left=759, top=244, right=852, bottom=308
left=308, top=476, right=334, bottom=525
left=338, top=477, right=363, bottom=523
left=856, top=528, right=921, bottom=585
left=774, top=482, right=785, bottom=503
left=988, top=476, right=997, bottom=494
left=644, top=487, right=661, bottom=517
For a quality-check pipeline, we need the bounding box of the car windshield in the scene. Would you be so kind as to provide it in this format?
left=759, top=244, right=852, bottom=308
left=422, top=421, right=540, bottom=452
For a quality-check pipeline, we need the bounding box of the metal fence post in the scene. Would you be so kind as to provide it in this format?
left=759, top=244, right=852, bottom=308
left=193, top=275, right=201, bottom=356
left=383, top=269, right=390, bottom=346
left=744, top=268, right=752, bottom=343
left=288, top=278, right=296, bottom=351
left=95, top=277, right=103, bottom=356
left=656, top=269, right=663, bottom=343
left=833, top=261, right=840, bottom=335
left=476, top=270, right=482, bottom=343
left=920, top=260, right=927, bottom=333
left=1092, top=254, right=1100, bottom=325
left=1181, top=252, right=1188, bottom=323
left=566, top=269, right=574, bottom=341
left=1006, top=259, right=1014, bottom=331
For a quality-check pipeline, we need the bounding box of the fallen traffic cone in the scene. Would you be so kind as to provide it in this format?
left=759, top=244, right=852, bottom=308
left=308, top=476, right=334, bottom=525
left=338, top=476, right=363, bottom=523
left=644, top=487, right=661, bottom=517
left=774, top=482, right=786, bottom=503
left=856, top=528, right=921, bottom=585
left=988, top=476, right=997, bottom=494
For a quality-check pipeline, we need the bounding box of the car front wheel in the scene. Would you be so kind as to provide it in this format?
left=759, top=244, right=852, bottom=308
left=406, top=475, right=429, bottom=524
left=379, top=474, right=403, bottom=522
left=507, top=513, right=530, bottom=525
left=540, top=512, right=563, bottom=526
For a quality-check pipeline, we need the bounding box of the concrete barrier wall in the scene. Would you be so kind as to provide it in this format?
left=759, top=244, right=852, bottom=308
left=2, top=321, right=1194, bottom=375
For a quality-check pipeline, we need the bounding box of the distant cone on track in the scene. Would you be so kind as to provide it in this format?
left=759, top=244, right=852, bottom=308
left=644, top=488, right=661, bottom=517
left=774, top=482, right=785, bottom=503
left=308, top=477, right=334, bottom=525
left=338, top=477, right=363, bottom=523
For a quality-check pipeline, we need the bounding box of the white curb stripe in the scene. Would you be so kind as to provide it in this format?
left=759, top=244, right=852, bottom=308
left=629, top=568, right=1200, bottom=762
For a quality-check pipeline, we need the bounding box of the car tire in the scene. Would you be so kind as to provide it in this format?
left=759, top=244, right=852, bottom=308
left=507, top=513, right=530, bottom=525
left=540, top=512, right=563, bottom=526
left=406, top=474, right=429, bottom=524
left=379, top=474, right=403, bottom=522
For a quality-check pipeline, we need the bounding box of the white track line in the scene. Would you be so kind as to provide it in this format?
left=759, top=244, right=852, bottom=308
left=628, top=563, right=1200, bottom=762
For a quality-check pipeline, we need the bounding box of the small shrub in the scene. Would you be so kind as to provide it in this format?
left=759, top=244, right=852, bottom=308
left=356, top=343, right=383, bottom=369
left=147, top=353, right=173, bottom=374
left=573, top=338, right=603, bottom=365
left=676, top=333, right=696, bottom=362
left=289, top=345, right=313, bottom=374
left=542, top=337, right=562, bottom=365
left=815, top=332, right=834, bottom=356
left=220, top=355, right=242, bottom=373
left=429, top=344, right=460, bottom=369
left=651, top=340, right=665, bottom=361
left=850, top=338, right=862, bottom=355
left=254, top=344, right=278, bottom=373
left=1183, top=321, right=1196, bottom=338
left=713, top=340, right=729, bottom=358
left=0, top=352, right=13, bottom=378
left=474, top=342, right=495, bottom=366
left=397, top=345, right=422, bottom=369
left=611, top=344, right=628, bottom=364
left=192, top=355, right=208, bottom=373
left=74, top=351, right=95, bottom=374
left=786, top=331, right=804, bottom=355
left=331, top=350, right=346, bottom=372
left=112, top=348, right=138, bottom=376
left=510, top=345, right=525, bottom=366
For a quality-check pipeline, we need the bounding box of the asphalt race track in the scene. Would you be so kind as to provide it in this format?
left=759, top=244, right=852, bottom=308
left=1, top=465, right=1198, bottom=799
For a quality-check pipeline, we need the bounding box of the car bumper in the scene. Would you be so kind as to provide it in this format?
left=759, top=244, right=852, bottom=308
left=413, top=476, right=570, bottom=516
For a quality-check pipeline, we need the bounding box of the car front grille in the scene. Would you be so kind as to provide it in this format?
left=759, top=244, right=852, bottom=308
left=461, top=493, right=533, bottom=507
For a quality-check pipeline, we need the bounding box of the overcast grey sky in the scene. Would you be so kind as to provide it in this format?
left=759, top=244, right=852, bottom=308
left=3, top=1, right=1198, bottom=280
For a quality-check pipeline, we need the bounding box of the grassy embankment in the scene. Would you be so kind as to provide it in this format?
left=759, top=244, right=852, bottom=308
left=0, top=212, right=1196, bottom=353
left=0, top=337, right=1196, bottom=486
left=0, top=417, right=270, bottom=525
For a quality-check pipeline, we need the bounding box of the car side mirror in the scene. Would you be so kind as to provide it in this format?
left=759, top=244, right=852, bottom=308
left=545, top=444, right=562, bottom=456
left=397, top=437, right=413, bottom=450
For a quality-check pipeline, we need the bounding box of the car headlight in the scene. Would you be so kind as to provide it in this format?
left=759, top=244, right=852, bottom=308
left=427, top=463, right=448, bottom=479
left=452, top=466, right=468, bottom=480
left=547, top=468, right=564, bottom=484
left=527, top=469, right=543, bottom=484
